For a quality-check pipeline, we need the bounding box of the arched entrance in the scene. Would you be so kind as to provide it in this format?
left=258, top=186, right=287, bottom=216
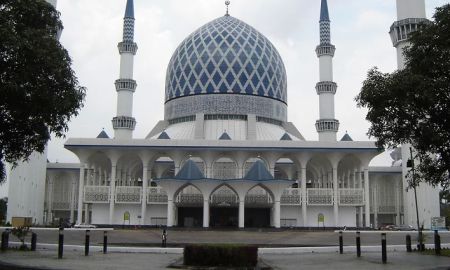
left=210, top=185, right=239, bottom=227
left=245, top=185, right=273, bottom=227
left=175, top=185, right=203, bottom=227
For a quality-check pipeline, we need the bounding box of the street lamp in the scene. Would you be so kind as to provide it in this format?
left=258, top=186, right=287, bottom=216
left=407, top=147, right=423, bottom=251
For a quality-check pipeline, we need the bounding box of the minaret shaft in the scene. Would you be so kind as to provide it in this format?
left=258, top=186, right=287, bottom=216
left=112, top=0, right=137, bottom=139
left=315, top=0, right=339, bottom=141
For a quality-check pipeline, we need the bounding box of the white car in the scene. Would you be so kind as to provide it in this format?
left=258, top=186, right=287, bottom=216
left=73, top=224, right=97, bottom=229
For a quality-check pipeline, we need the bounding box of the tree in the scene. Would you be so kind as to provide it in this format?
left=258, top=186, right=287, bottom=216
left=0, top=0, right=85, bottom=182
left=356, top=4, right=450, bottom=188
left=0, top=197, right=7, bottom=222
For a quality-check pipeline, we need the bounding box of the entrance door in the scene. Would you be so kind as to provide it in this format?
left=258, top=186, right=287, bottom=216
left=178, top=207, right=202, bottom=227
left=245, top=208, right=270, bottom=227
left=210, top=207, right=238, bottom=227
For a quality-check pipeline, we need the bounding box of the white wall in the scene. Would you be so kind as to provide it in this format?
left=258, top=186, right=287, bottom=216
left=91, top=203, right=167, bottom=225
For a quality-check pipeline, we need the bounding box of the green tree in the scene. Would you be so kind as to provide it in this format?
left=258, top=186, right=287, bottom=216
left=0, top=0, right=85, bottom=182
left=0, top=197, right=7, bottom=222
left=356, top=4, right=450, bottom=188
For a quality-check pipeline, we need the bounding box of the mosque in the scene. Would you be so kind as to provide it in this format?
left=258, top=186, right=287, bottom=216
left=7, top=0, right=440, bottom=229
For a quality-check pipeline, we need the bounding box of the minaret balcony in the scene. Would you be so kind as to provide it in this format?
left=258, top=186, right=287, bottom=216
left=112, top=116, right=136, bottom=130
left=316, top=44, right=335, bottom=57
left=115, top=79, right=137, bottom=92
left=316, top=81, right=337, bottom=95
left=389, top=18, right=429, bottom=47
left=315, top=119, right=339, bottom=133
left=118, top=41, right=138, bottom=55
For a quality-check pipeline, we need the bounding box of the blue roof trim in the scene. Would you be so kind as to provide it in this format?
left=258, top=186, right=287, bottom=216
left=320, top=0, right=330, bottom=22
left=244, top=161, right=274, bottom=181
left=125, top=0, right=134, bottom=18
left=175, top=160, right=205, bottom=180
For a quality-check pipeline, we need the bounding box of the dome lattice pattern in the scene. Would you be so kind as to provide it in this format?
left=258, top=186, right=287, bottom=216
left=165, top=16, right=287, bottom=104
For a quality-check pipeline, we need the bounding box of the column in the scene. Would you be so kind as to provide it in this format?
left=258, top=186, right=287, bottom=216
left=109, top=164, right=117, bottom=224
left=301, top=166, right=307, bottom=226
left=47, top=177, right=54, bottom=224
left=141, top=166, right=149, bottom=225
left=274, top=199, right=281, bottom=228
left=364, top=168, right=370, bottom=227
left=239, top=199, right=245, bottom=228
left=85, top=203, right=90, bottom=224
left=77, top=164, right=86, bottom=224
left=373, top=185, right=378, bottom=229
left=167, top=199, right=174, bottom=227
left=333, top=165, right=339, bottom=226
left=69, top=178, right=76, bottom=223
left=203, top=198, right=210, bottom=228
left=395, top=179, right=401, bottom=225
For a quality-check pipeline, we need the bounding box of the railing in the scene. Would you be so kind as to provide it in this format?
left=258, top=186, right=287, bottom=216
left=84, top=186, right=110, bottom=203
left=245, top=189, right=273, bottom=206
left=115, top=186, right=142, bottom=204
left=338, top=188, right=364, bottom=206
left=52, top=202, right=71, bottom=210
left=176, top=192, right=203, bottom=206
left=307, top=188, right=333, bottom=205
left=147, top=187, right=168, bottom=204
left=210, top=189, right=238, bottom=206
left=281, top=188, right=301, bottom=205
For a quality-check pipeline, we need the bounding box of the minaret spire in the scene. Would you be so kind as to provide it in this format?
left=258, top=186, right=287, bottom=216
left=112, top=0, right=138, bottom=140
left=315, top=0, right=339, bottom=142
left=225, top=0, right=230, bottom=16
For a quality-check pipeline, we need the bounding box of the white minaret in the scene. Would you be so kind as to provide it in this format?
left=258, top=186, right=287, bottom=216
left=315, top=0, right=339, bottom=142
left=390, top=0, right=440, bottom=229
left=112, top=0, right=137, bottom=139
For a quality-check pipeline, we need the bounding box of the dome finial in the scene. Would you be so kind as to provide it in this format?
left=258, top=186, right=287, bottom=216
left=225, top=0, right=230, bottom=16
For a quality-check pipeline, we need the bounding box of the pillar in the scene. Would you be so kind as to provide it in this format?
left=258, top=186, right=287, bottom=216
left=47, top=177, right=54, bottom=224
left=274, top=199, right=281, bottom=228
left=141, top=166, right=149, bottom=225
left=239, top=199, right=245, bottom=228
left=203, top=198, right=210, bottom=228
left=69, top=178, right=76, bottom=223
left=167, top=199, right=174, bottom=227
left=333, top=165, right=339, bottom=226
left=109, top=164, right=117, bottom=224
left=301, top=166, right=307, bottom=226
left=77, top=164, right=86, bottom=224
left=395, top=178, right=401, bottom=225
left=364, top=168, right=370, bottom=227
left=85, top=203, right=90, bottom=224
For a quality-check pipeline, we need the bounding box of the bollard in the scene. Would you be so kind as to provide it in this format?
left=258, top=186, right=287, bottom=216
left=435, top=230, right=441, bottom=256
left=381, top=233, right=387, bottom=264
left=356, top=231, right=361, bottom=258
left=58, top=227, right=64, bottom=259
left=339, top=231, right=343, bottom=254
left=1, top=231, right=9, bottom=251
left=31, top=233, right=37, bottom=251
left=406, top=234, right=412, bottom=252
left=103, top=231, right=108, bottom=254
left=85, top=230, right=90, bottom=256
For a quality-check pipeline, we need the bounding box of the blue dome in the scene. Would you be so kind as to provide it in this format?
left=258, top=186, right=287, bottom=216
left=165, top=15, right=287, bottom=104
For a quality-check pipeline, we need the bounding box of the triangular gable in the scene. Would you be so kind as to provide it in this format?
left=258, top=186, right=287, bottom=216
left=280, top=133, right=292, bottom=141
left=244, top=161, right=274, bottom=181
left=97, top=130, right=110, bottom=139
left=340, top=133, right=353, bottom=141
left=158, top=131, right=170, bottom=140
left=175, top=160, right=205, bottom=180
left=219, top=132, right=232, bottom=140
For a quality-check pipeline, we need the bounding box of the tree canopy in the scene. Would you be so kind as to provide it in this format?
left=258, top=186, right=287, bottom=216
left=356, top=4, right=450, bottom=188
left=0, top=0, right=85, bottom=182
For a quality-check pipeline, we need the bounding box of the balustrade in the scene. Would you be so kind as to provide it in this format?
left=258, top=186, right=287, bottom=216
left=280, top=188, right=301, bottom=205
left=338, top=188, right=364, bottom=206
left=307, top=188, right=333, bottom=205
left=115, top=186, right=142, bottom=204
left=147, top=187, right=168, bottom=204
left=84, top=186, right=110, bottom=203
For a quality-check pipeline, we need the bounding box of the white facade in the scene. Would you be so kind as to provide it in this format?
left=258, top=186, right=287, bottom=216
left=6, top=0, right=440, bottom=229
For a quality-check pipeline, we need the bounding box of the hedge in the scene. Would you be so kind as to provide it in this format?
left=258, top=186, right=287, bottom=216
left=184, top=244, right=258, bottom=267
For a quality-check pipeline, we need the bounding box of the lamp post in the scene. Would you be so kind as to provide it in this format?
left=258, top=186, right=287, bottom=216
left=408, top=147, right=423, bottom=251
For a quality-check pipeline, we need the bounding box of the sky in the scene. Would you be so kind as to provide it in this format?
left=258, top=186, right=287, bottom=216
left=1, top=0, right=448, bottom=197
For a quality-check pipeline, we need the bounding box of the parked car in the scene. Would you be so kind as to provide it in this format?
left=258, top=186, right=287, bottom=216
left=73, top=224, right=97, bottom=229
left=393, top=225, right=416, bottom=231
left=379, top=224, right=395, bottom=231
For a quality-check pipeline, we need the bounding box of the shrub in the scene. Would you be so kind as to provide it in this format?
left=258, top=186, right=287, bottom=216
left=11, top=227, right=30, bottom=250
left=184, top=244, right=258, bottom=267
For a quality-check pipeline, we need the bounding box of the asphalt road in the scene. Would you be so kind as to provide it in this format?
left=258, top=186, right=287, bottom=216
left=2, top=228, right=449, bottom=248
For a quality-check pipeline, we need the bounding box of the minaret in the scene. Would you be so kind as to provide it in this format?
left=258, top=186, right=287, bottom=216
left=390, top=0, right=439, bottom=230
left=112, top=0, right=138, bottom=139
left=389, top=0, right=427, bottom=69
left=315, top=0, right=339, bottom=142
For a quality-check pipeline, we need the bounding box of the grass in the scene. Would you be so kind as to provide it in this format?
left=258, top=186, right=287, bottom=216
left=420, top=248, right=450, bottom=257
